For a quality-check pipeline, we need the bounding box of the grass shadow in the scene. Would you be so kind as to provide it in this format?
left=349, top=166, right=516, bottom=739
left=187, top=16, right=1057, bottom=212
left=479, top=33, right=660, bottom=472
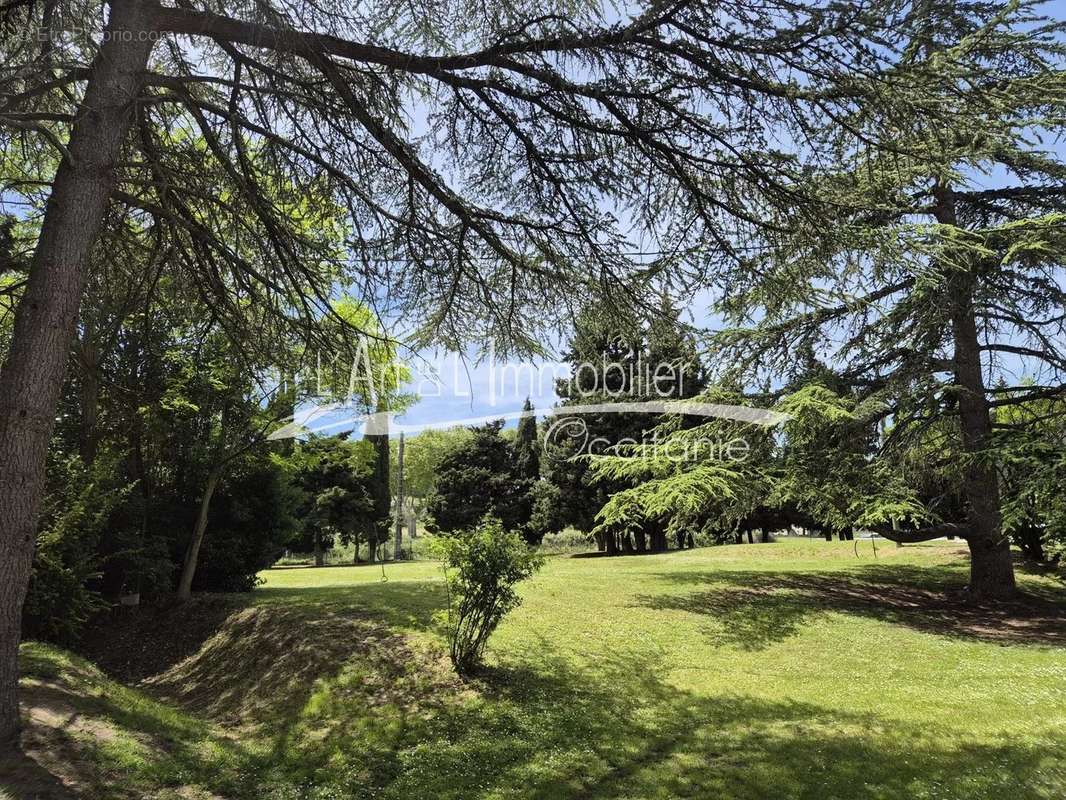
left=0, top=747, right=78, bottom=800
left=257, top=638, right=1065, bottom=799
left=18, top=645, right=258, bottom=800
left=639, top=562, right=1066, bottom=651
left=24, top=546, right=1066, bottom=800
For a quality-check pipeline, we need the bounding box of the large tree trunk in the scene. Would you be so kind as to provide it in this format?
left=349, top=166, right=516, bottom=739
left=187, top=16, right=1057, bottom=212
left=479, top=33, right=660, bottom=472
left=936, top=184, right=1016, bottom=600
left=177, top=468, right=222, bottom=600
left=650, top=530, right=667, bottom=552
left=0, top=1, right=156, bottom=752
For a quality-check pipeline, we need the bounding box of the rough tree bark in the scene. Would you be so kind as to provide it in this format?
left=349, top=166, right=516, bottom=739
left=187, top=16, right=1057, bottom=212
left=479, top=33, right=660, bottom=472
left=935, top=184, right=1017, bottom=600
left=0, top=0, right=157, bottom=752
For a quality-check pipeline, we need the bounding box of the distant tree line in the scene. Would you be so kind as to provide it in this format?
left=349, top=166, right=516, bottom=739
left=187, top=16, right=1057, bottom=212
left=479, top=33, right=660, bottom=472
left=423, top=286, right=1066, bottom=582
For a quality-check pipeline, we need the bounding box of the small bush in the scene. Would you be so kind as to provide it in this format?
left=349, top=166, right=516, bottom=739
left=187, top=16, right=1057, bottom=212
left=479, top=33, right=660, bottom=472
left=537, top=528, right=592, bottom=555
left=434, top=519, right=543, bottom=674
left=22, top=550, right=105, bottom=644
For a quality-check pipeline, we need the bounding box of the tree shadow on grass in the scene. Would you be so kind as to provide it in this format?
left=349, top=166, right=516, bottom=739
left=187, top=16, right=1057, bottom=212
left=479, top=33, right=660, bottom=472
left=71, top=579, right=451, bottom=737
left=23, top=628, right=1066, bottom=800
left=638, top=562, right=1066, bottom=651
left=0, top=747, right=78, bottom=800
left=47, top=559, right=1066, bottom=799
left=263, top=640, right=1064, bottom=800
left=18, top=646, right=257, bottom=800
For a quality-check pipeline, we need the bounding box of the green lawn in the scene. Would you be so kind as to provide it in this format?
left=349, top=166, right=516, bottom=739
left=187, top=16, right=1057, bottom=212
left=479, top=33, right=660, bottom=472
left=11, top=539, right=1066, bottom=799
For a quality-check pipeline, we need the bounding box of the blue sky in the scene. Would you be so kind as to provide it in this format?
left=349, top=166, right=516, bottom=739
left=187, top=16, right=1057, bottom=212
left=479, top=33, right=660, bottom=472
left=379, top=287, right=721, bottom=434
left=393, top=347, right=569, bottom=430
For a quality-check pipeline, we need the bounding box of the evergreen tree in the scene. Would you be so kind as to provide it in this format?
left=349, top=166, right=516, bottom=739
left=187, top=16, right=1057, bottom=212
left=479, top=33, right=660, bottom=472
left=286, top=434, right=373, bottom=566
left=605, top=1, right=1066, bottom=598
left=995, top=394, right=1066, bottom=564
left=364, top=404, right=393, bottom=562
left=514, top=398, right=540, bottom=481
left=427, top=421, right=538, bottom=542
left=544, top=299, right=707, bottom=553
left=0, top=0, right=984, bottom=746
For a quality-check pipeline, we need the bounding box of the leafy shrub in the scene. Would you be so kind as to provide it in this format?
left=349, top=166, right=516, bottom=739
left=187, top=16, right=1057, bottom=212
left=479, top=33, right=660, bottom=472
left=433, top=519, right=543, bottom=674
left=526, top=480, right=566, bottom=542
left=23, top=451, right=132, bottom=643
left=22, top=551, right=105, bottom=645
left=537, top=528, right=592, bottom=555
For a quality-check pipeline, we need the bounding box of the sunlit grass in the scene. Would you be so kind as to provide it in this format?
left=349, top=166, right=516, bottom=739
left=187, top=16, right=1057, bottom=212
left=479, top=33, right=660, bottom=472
left=16, top=539, right=1066, bottom=800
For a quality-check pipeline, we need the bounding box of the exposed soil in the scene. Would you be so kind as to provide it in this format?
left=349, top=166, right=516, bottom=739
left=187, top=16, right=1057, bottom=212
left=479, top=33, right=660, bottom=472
left=1, top=680, right=121, bottom=800
left=77, top=595, right=245, bottom=684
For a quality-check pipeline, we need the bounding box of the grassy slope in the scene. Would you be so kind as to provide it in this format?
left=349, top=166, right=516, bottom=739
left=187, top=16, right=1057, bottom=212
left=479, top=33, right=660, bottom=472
left=10, top=539, right=1066, bottom=800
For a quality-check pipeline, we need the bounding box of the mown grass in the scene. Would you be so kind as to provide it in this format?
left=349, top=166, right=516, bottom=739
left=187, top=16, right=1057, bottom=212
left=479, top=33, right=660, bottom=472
left=13, top=539, right=1066, bottom=800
